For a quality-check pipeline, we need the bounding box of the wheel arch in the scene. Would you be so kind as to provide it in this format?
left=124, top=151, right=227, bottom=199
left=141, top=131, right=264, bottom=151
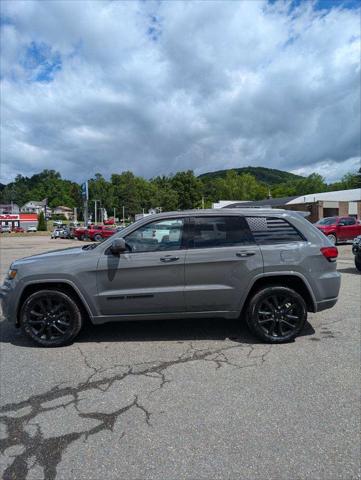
left=241, top=274, right=316, bottom=315
left=16, top=281, right=92, bottom=327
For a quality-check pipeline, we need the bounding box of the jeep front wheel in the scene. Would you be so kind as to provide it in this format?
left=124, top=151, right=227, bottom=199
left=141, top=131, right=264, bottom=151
left=20, top=289, right=83, bottom=347
left=246, top=286, right=307, bottom=343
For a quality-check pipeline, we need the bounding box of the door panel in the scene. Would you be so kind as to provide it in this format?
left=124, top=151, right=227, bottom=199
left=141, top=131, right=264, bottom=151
left=96, top=250, right=186, bottom=315
left=338, top=218, right=358, bottom=240
left=184, top=245, right=263, bottom=312
left=96, top=217, right=186, bottom=316
left=184, top=216, right=263, bottom=312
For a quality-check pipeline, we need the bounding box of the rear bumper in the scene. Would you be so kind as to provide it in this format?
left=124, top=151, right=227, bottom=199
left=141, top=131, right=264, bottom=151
left=315, top=297, right=339, bottom=312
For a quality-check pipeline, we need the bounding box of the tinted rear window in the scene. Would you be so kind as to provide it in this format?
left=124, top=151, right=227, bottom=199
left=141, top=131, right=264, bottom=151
left=246, top=217, right=305, bottom=244
left=189, top=216, right=255, bottom=249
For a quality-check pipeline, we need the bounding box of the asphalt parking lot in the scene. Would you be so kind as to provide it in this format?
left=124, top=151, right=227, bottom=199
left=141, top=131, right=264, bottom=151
left=0, top=236, right=360, bottom=480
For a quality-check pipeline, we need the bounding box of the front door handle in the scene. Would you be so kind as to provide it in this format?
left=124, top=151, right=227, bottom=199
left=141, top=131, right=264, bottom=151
left=236, top=251, right=255, bottom=257
left=160, top=256, right=180, bottom=262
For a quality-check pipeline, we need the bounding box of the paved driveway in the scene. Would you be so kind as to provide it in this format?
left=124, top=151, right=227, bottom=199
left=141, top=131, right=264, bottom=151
left=0, top=237, right=360, bottom=480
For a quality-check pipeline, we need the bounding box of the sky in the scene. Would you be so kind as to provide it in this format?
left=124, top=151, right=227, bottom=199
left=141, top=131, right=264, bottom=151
left=0, top=0, right=360, bottom=184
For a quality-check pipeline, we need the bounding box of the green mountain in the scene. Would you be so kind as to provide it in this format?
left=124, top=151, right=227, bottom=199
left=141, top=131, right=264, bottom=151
left=199, top=166, right=304, bottom=185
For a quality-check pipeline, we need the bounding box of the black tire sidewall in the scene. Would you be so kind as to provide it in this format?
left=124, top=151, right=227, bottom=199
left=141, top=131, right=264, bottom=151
left=355, top=256, right=361, bottom=272
left=246, top=286, right=307, bottom=343
left=21, top=289, right=83, bottom=347
left=94, top=234, right=102, bottom=242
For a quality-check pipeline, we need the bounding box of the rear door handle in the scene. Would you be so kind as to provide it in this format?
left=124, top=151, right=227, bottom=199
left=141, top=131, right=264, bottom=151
left=160, top=256, right=180, bottom=262
left=236, top=251, right=255, bottom=257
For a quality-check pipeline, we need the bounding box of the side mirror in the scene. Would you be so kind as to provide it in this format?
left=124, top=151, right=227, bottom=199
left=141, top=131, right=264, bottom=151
left=110, top=237, right=127, bottom=255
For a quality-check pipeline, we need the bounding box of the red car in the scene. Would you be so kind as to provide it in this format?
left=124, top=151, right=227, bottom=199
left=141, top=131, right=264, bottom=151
left=74, top=226, right=89, bottom=241
left=12, top=227, right=25, bottom=233
left=315, top=216, right=361, bottom=244
left=88, top=225, right=117, bottom=242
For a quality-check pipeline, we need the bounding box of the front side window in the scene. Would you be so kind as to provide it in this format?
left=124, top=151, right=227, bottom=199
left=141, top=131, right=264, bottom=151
left=124, top=218, right=184, bottom=252
left=189, top=216, right=254, bottom=249
left=316, top=217, right=337, bottom=225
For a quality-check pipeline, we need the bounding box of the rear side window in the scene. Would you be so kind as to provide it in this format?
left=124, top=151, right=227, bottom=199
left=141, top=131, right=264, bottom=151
left=246, top=217, right=305, bottom=244
left=339, top=217, right=356, bottom=225
left=189, top=216, right=255, bottom=249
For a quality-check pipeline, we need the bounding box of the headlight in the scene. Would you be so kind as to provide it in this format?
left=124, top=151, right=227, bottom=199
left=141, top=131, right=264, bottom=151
left=8, top=269, right=17, bottom=280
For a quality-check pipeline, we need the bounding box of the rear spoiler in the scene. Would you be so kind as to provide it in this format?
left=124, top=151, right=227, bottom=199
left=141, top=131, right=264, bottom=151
left=294, top=211, right=310, bottom=218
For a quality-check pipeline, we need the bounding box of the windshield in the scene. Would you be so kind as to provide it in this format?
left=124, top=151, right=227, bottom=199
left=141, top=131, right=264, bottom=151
left=316, top=217, right=337, bottom=225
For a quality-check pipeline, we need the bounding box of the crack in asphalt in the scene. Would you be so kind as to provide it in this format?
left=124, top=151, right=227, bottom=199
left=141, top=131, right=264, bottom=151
left=0, top=341, right=272, bottom=480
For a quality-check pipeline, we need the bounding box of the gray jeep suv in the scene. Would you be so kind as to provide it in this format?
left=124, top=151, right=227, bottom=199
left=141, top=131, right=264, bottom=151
left=1, top=209, right=341, bottom=347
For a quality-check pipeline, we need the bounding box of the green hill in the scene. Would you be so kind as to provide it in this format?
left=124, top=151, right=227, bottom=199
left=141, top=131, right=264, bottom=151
left=199, top=166, right=304, bottom=185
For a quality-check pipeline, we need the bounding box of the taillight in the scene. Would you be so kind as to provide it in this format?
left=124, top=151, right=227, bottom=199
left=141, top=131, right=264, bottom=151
left=320, top=246, right=338, bottom=262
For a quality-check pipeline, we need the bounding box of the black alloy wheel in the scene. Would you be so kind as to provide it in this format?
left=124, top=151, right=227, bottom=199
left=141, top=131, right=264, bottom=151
left=21, top=289, right=83, bottom=347
left=246, top=286, right=307, bottom=343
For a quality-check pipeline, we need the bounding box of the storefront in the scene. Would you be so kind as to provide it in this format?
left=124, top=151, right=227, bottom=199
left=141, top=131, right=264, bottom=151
left=0, top=213, right=38, bottom=229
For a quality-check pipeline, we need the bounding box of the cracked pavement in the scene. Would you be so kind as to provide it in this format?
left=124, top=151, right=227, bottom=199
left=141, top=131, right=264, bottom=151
left=0, top=238, right=360, bottom=479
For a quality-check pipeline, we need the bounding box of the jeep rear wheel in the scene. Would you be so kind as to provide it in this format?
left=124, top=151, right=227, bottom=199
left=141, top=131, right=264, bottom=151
left=94, top=234, right=102, bottom=242
left=246, top=286, right=307, bottom=343
left=20, top=289, right=83, bottom=347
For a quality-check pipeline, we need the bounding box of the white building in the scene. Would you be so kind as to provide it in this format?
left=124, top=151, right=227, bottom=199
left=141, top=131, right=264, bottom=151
left=213, top=188, right=361, bottom=222
left=21, top=200, right=52, bottom=216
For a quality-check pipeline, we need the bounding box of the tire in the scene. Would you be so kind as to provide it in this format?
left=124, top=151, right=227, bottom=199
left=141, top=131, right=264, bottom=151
left=246, top=286, right=307, bottom=343
left=20, top=289, right=83, bottom=347
left=78, top=235, right=84, bottom=241
left=94, top=234, right=102, bottom=242
left=355, top=256, right=361, bottom=272
left=327, top=233, right=337, bottom=245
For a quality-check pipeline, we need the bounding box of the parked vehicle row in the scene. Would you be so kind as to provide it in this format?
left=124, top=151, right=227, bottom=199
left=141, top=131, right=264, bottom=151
left=0, top=226, right=34, bottom=233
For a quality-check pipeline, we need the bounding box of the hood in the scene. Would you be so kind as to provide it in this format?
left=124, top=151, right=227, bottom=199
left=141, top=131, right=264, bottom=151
left=12, top=246, right=86, bottom=267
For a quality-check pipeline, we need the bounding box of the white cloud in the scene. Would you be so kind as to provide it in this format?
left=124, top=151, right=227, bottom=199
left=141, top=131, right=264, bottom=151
left=1, top=0, right=360, bottom=183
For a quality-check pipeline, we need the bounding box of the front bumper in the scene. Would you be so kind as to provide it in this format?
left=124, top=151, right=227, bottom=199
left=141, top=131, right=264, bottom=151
left=0, top=278, right=19, bottom=325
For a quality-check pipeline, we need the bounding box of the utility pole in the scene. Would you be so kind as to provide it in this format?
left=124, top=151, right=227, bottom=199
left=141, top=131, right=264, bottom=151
left=82, top=181, right=89, bottom=226
left=201, top=196, right=205, bottom=209
left=93, top=200, right=99, bottom=224
left=113, top=207, right=116, bottom=221
left=122, top=205, right=125, bottom=225
left=74, top=207, right=77, bottom=223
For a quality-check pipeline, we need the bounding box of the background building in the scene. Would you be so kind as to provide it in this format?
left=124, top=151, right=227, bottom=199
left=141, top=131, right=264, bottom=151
left=21, top=200, right=52, bottom=217
left=53, top=206, right=74, bottom=220
left=213, top=188, right=361, bottom=223
left=0, top=203, right=20, bottom=214
left=0, top=213, right=38, bottom=229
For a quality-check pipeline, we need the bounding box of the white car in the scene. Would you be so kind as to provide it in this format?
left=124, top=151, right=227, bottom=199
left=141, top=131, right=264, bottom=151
left=27, top=226, right=37, bottom=232
left=51, top=228, right=62, bottom=239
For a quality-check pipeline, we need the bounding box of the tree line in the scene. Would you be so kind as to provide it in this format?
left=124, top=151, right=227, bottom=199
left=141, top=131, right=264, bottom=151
left=0, top=168, right=360, bottom=220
